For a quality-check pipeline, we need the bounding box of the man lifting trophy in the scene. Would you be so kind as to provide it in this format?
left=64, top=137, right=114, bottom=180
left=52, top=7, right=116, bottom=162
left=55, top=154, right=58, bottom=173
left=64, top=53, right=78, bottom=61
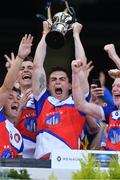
left=45, top=0, right=77, bottom=49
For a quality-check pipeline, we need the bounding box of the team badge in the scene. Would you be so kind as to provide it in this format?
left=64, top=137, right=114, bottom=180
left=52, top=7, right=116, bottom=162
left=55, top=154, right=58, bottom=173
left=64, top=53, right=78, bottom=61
left=25, top=117, right=36, bottom=132
left=14, top=133, right=20, bottom=143
left=108, top=128, right=120, bottom=144
left=1, top=150, right=12, bottom=158
left=46, top=113, right=60, bottom=125
left=112, top=110, right=120, bottom=120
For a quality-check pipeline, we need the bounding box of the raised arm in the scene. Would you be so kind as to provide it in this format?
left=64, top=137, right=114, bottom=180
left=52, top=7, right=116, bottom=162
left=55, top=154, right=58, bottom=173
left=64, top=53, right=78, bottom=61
left=104, top=44, right=120, bottom=69
left=71, top=59, right=105, bottom=120
left=72, top=22, right=88, bottom=95
left=73, top=22, right=87, bottom=65
left=0, top=34, right=33, bottom=108
left=32, top=21, right=49, bottom=96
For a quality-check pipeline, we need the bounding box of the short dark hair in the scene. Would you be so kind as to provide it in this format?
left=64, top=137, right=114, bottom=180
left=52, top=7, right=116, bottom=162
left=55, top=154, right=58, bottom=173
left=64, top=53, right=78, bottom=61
left=23, top=55, right=33, bottom=62
left=48, top=66, right=71, bottom=83
left=12, top=86, right=21, bottom=95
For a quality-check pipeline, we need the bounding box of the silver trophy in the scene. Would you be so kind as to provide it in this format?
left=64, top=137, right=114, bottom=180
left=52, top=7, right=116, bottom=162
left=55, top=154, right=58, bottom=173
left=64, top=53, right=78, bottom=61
left=45, top=1, right=77, bottom=49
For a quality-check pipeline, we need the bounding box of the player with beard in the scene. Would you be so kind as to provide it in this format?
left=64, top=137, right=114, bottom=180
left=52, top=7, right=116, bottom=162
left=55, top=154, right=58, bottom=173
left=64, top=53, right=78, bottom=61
left=32, top=21, right=88, bottom=159
left=0, top=33, right=33, bottom=158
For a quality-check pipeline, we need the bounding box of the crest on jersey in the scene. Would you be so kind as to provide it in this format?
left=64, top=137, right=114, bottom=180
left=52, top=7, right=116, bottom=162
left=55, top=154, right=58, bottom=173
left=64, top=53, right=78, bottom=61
left=108, top=128, right=120, bottom=144
left=1, top=149, right=12, bottom=158
left=25, top=117, right=36, bottom=132
left=14, top=133, right=20, bottom=143
left=46, top=113, right=60, bottom=125
left=112, top=110, right=120, bottom=120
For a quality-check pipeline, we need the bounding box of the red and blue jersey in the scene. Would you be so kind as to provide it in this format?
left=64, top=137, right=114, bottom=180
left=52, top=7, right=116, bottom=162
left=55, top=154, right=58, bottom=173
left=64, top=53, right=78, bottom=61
left=16, top=94, right=37, bottom=158
left=0, top=108, right=23, bottom=158
left=34, top=89, right=85, bottom=159
left=102, top=105, right=120, bottom=150
left=106, top=109, right=120, bottom=150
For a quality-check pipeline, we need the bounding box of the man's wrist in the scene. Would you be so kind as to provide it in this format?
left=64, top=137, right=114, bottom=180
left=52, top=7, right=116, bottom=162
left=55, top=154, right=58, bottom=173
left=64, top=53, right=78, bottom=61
left=17, top=55, right=25, bottom=60
left=73, top=33, right=80, bottom=38
left=42, top=31, right=47, bottom=36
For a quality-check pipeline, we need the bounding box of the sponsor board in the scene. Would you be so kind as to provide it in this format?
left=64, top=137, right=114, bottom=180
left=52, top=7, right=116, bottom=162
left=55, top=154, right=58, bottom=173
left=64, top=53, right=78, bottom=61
left=51, top=150, right=120, bottom=169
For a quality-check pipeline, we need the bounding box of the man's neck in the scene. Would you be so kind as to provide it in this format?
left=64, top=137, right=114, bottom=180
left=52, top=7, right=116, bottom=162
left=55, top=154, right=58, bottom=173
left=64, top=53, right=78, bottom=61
left=20, top=85, right=32, bottom=94
left=5, top=115, right=16, bottom=125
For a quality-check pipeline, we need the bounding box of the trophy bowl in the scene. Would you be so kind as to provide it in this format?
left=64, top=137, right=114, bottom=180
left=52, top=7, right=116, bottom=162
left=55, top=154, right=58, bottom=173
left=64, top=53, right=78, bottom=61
left=45, top=30, right=65, bottom=49
left=45, top=12, right=73, bottom=49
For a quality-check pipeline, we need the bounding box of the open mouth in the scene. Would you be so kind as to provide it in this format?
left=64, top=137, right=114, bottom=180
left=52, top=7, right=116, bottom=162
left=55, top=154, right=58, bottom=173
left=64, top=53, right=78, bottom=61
left=55, top=87, right=62, bottom=95
left=114, top=94, right=120, bottom=100
left=11, top=105, right=18, bottom=111
left=22, top=74, right=31, bottom=80
left=114, top=94, right=120, bottom=97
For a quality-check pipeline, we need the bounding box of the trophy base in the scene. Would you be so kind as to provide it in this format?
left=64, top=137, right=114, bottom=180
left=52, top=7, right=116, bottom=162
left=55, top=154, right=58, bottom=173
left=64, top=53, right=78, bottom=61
left=45, top=31, right=65, bottom=49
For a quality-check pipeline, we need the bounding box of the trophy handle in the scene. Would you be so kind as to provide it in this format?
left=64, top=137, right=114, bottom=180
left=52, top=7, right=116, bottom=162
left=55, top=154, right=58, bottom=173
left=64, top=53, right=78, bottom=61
left=64, top=0, right=73, bottom=15
left=36, top=1, right=52, bottom=27
left=47, top=4, right=52, bottom=25
left=64, top=1, right=77, bottom=23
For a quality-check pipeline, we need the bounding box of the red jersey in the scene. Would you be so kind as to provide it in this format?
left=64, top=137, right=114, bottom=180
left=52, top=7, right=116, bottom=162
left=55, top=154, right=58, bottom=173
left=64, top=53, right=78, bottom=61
left=16, top=96, right=37, bottom=158
left=106, top=110, right=120, bottom=150
left=34, top=90, right=85, bottom=159
left=0, top=109, right=23, bottom=158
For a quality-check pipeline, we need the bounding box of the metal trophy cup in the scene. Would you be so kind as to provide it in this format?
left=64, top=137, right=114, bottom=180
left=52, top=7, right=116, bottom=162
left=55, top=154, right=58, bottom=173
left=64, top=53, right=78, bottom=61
left=45, top=1, right=77, bottom=49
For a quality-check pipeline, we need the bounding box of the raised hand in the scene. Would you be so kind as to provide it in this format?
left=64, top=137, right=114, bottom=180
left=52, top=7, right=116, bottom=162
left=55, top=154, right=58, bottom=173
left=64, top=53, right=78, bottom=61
left=72, top=22, right=83, bottom=37
left=43, top=21, right=50, bottom=35
left=19, top=88, right=33, bottom=111
left=4, top=52, right=16, bottom=70
left=71, top=59, right=83, bottom=74
left=86, top=60, right=94, bottom=78
left=108, top=69, right=120, bottom=79
left=17, top=34, right=33, bottom=59
left=104, top=44, right=117, bottom=60
left=104, top=43, right=120, bottom=70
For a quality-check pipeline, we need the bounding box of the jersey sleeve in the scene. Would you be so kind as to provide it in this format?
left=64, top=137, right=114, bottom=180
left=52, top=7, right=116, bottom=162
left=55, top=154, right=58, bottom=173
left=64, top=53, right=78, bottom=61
left=34, top=89, right=50, bottom=117
left=102, top=105, right=115, bottom=124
